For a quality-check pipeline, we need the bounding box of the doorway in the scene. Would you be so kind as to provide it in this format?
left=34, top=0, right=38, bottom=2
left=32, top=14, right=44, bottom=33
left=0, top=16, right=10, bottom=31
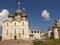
left=14, top=35, right=17, bottom=40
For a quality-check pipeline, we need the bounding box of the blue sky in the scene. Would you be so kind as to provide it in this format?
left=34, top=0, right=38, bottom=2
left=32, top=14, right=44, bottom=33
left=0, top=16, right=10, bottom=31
left=0, top=0, right=60, bottom=32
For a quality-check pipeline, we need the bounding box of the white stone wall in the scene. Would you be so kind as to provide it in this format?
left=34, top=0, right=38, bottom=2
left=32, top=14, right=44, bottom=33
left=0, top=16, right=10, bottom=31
left=54, top=28, right=59, bottom=39
left=29, top=29, right=41, bottom=40
left=40, top=32, right=46, bottom=40
left=2, top=20, right=30, bottom=40
left=48, top=30, right=52, bottom=38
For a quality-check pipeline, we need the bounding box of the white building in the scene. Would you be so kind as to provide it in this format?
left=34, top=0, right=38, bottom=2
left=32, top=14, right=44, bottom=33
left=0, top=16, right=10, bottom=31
left=2, top=2, right=30, bottom=41
left=53, top=19, right=60, bottom=39
left=40, top=31, right=46, bottom=40
left=48, top=26, right=52, bottom=38
left=29, top=28, right=41, bottom=40
left=48, top=19, right=60, bottom=39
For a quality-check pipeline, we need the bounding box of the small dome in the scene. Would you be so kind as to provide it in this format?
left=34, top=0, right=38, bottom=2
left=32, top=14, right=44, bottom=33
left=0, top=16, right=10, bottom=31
left=21, top=8, right=27, bottom=17
left=48, top=26, right=51, bottom=31
left=8, top=13, right=14, bottom=18
left=15, top=9, right=22, bottom=14
left=22, top=12, right=27, bottom=17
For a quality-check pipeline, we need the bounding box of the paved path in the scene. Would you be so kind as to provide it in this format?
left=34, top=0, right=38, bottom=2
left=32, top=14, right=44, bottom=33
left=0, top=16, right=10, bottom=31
left=0, top=40, right=33, bottom=45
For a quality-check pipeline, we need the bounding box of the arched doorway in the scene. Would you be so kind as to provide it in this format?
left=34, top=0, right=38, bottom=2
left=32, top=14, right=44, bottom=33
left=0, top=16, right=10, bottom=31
left=14, top=35, right=17, bottom=40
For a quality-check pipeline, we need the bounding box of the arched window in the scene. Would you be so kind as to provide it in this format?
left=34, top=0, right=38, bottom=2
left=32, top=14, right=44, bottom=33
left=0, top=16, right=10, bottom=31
left=31, top=31, right=33, bottom=33
left=15, top=22, right=16, bottom=26
left=34, top=31, right=36, bottom=33
left=37, top=31, right=39, bottom=33
left=22, top=22, right=24, bottom=25
left=7, top=23, right=8, bottom=26
left=23, top=29, right=24, bottom=35
left=7, top=29, right=8, bottom=35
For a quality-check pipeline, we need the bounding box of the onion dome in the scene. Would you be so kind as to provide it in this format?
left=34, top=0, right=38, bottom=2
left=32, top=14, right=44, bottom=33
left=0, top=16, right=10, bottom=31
left=55, top=19, right=58, bottom=23
left=53, top=22, right=58, bottom=28
left=21, top=8, right=27, bottom=18
left=48, top=26, right=51, bottom=31
left=22, top=12, right=27, bottom=18
left=54, top=19, right=59, bottom=26
left=15, top=1, right=22, bottom=16
left=15, top=9, right=22, bottom=15
left=8, top=13, right=14, bottom=18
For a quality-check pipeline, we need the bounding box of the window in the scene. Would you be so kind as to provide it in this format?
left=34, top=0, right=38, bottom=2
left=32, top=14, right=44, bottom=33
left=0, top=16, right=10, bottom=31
left=23, top=29, right=24, bottom=35
left=37, top=31, right=39, bottom=33
left=31, top=31, right=33, bottom=33
left=22, top=22, right=24, bottom=25
left=15, top=30, right=16, bottom=34
left=7, top=29, right=8, bottom=35
left=15, top=22, right=16, bottom=26
left=34, top=31, right=36, bottom=33
left=7, top=23, right=8, bottom=26
left=29, top=34, right=34, bottom=37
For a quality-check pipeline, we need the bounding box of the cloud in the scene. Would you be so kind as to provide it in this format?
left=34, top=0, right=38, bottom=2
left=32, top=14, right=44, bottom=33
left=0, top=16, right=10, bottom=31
left=0, top=9, right=9, bottom=17
left=0, top=9, right=9, bottom=26
left=41, top=10, right=51, bottom=20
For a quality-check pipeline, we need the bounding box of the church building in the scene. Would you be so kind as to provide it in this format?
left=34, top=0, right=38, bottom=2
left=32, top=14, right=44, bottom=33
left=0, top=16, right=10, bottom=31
left=48, top=19, right=60, bottom=39
left=2, top=1, right=30, bottom=40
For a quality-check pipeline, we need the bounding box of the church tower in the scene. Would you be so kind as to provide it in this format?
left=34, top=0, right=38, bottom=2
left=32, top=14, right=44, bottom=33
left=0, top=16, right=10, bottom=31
left=15, top=1, right=22, bottom=21
left=53, top=19, right=59, bottom=39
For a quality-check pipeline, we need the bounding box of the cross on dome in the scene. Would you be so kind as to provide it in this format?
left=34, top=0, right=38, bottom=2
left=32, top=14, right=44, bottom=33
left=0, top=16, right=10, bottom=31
left=18, top=1, right=20, bottom=9
left=15, top=0, right=22, bottom=14
left=23, top=8, right=25, bottom=11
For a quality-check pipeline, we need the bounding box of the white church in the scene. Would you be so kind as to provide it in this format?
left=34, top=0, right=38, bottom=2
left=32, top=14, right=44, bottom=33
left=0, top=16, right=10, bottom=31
left=2, top=2, right=30, bottom=40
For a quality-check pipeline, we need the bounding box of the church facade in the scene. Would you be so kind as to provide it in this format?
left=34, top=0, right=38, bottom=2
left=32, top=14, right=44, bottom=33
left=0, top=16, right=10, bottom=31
left=2, top=2, right=30, bottom=40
